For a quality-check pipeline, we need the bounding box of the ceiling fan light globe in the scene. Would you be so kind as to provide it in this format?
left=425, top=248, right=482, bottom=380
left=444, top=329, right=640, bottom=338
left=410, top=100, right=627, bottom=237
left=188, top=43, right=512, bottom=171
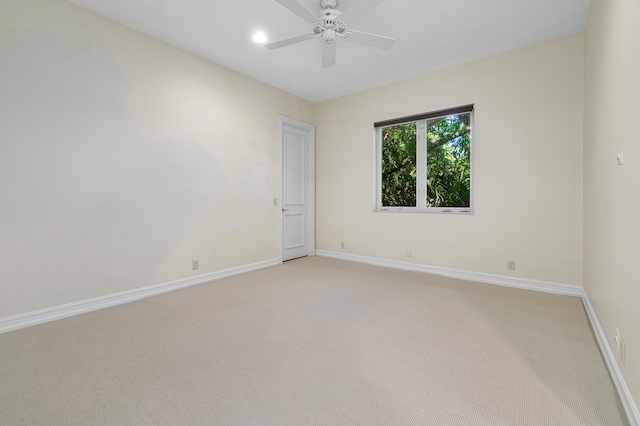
left=323, top=28, right=336, bottom=40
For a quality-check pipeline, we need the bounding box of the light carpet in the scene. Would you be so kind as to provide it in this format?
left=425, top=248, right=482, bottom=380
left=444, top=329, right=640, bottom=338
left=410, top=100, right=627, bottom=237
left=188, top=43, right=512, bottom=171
left=0, top=256, right=628, bottom=425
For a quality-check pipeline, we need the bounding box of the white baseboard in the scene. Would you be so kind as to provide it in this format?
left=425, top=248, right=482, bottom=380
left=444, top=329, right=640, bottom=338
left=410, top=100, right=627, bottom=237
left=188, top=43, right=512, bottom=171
left=316, top=250, right=582, bottom=297
left=316, top=250, right=638, bottom=425
left=0, top=258, right=280, bottom=335
left=582, top=290, right=640, bottom=426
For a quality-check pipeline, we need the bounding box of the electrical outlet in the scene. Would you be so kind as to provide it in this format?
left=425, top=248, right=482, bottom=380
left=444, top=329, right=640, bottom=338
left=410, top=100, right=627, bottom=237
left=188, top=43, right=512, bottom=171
left=340, top=242, right=345, bottom=249
left=273, top=198, right=278, bottom=206
left=507, top=260, right=516, bottom=271
left=406, top=249, right=412, bottom=258
left=192, top=260, right=199, bottom=270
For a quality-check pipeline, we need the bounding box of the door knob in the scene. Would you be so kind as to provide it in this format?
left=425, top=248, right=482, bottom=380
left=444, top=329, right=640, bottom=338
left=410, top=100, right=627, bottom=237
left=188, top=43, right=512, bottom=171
left=282, top=208, right=289, bottom=212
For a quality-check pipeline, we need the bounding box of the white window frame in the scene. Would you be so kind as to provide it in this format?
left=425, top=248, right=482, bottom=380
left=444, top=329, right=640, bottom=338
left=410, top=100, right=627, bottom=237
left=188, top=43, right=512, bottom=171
left=374, top=106, right=474, bottom=214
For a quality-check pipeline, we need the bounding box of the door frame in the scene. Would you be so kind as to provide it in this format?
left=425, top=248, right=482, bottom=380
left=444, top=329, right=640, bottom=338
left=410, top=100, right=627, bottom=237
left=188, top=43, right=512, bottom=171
left=278, top=115, right=316, bottom=262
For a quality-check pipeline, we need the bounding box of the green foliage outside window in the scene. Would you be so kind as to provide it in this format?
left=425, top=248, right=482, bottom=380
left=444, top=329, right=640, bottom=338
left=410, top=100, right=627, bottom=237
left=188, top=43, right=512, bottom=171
left=381, top=113, right=471, bottom=208
left=426, top=114, right=471, bottom=207
left=381, top=123, right=417, bottom=207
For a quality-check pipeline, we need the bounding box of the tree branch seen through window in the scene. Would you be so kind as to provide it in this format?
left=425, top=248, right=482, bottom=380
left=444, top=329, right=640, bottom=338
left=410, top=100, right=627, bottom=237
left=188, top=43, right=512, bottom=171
left=376, top=106, right=473, bottom=212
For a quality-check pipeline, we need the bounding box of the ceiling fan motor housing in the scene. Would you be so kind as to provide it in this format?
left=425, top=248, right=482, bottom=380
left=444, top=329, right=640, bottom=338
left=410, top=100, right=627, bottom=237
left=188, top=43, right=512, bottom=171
left=319, top=0, right=340, bottom=26
left=313, top=0, right=345, bottom=40
left=319, top=9, right=340, bottom=24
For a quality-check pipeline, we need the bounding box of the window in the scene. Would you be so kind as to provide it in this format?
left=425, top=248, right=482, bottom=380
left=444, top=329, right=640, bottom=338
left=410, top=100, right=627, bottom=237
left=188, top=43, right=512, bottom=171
left=375, top=105, right=473, bottom=213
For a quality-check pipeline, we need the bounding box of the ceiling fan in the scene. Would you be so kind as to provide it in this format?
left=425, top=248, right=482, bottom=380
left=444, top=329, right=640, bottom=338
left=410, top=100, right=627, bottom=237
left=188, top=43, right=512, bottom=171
left=265, top=0, right=395, bottom=68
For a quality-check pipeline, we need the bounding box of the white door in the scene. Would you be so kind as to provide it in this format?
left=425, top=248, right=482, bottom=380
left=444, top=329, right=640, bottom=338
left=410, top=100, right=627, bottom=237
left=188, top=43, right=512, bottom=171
left=280, top=117, right=315, bottom=261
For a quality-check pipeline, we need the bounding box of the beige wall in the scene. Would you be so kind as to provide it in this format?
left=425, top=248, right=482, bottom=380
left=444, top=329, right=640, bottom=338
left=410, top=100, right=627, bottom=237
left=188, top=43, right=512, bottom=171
left=315, top=34, right=584, bottom=285
left=584, top=0, right=640, bottom=410
left=0, top=0, right=314, bottom=318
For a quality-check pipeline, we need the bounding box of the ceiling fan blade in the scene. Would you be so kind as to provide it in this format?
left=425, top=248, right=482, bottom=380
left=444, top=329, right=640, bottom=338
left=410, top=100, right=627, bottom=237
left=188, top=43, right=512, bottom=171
left=265, top=34, right=315, bottom=50
left=339, top=0, right=387, bottom=23
left=346, top=30, right=395, bottom=50
left=322, top=42, right=336, bottom=68
left=273, top=0, right=319, bottom=23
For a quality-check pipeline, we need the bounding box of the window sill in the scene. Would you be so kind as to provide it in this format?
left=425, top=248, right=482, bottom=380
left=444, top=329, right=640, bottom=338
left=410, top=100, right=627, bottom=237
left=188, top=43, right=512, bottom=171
left=374, top=208, right=473, bottom=214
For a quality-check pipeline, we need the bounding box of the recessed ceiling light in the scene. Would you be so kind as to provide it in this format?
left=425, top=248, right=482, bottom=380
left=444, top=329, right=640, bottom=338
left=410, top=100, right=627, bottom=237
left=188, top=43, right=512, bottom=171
left=252, top=32, right=268, bottom=44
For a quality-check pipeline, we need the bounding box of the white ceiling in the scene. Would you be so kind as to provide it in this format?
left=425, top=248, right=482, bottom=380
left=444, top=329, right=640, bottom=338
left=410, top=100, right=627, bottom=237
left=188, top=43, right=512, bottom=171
left=67, top=0, right=591, bottom=103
